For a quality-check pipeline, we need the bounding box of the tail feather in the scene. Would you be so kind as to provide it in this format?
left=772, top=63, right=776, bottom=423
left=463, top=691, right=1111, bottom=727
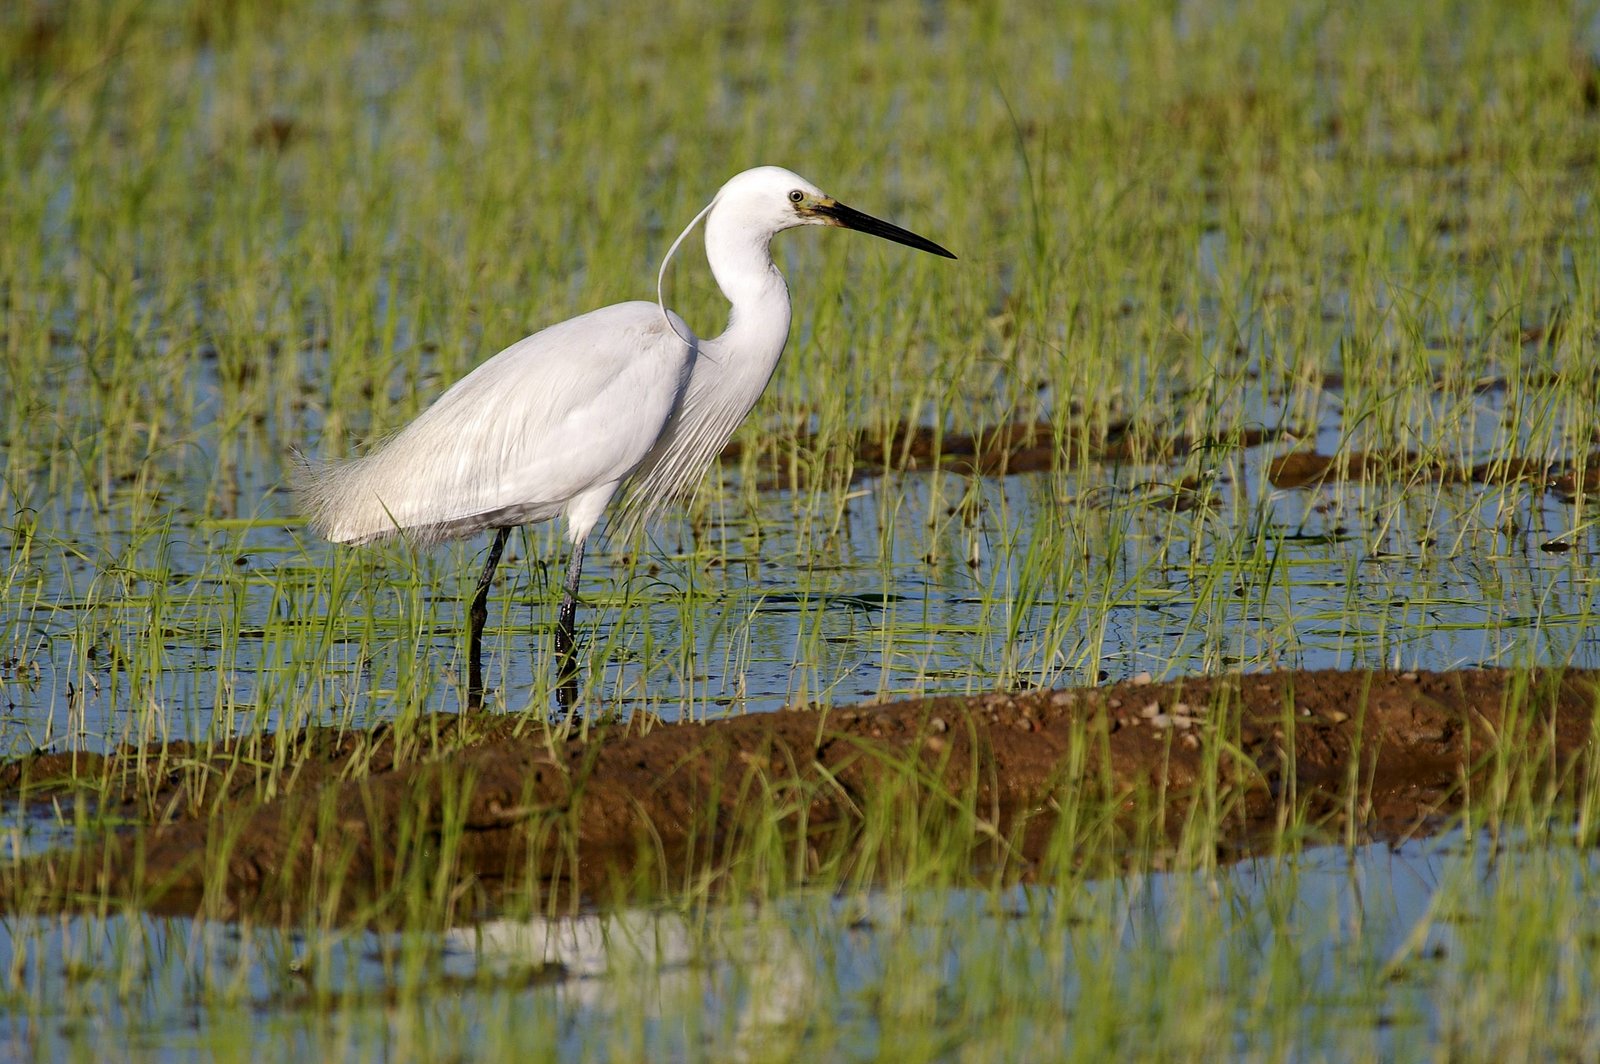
left=292, top=447, right=406, bottom=545
left=292, top=436, right=526, bottom=548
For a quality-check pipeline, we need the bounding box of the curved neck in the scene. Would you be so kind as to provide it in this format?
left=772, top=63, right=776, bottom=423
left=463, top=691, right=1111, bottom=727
left=704, top=203, right=792, bottom=359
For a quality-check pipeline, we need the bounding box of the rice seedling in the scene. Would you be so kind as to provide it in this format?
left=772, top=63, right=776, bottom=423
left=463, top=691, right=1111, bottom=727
left=3, top=0, right=1599, bottom=1056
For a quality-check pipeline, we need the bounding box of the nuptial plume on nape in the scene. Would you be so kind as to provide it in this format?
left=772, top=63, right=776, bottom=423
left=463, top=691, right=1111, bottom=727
left=656, top=193, right=718, bottom=347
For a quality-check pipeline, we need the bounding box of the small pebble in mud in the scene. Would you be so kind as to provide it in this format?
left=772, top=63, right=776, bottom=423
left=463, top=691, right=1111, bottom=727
left=923, top=736, right=946, bottom=753
left=1180, top=733, right=1200, bottom=750
left=1108, top=697, right=1123, bottom=709
left=1172, top=701, right=1195, bottom=717
left=929, top=716, right=948, bottom=733
left=1325, top=710, right=1350, bottom=724
left=1401, top=672, right=1419, bottom=682
left=1149, top=714, right=1173, bottom=730
left=1131, top=672, right=1154, bottom=686
left=1051, top=691, right=1073, bottom=707
left=1139, top=701, right=1161, bottom=719
left=1300, top=708, right=1311, bottom=717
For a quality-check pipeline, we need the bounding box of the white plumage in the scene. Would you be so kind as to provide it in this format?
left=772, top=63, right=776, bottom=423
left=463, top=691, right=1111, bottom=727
left=295, top=165, right=954, bottom=708
left=298, top=302, right=694, bottom=547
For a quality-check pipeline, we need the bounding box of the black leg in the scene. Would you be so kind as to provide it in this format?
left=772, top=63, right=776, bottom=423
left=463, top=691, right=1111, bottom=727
left=553, top=539, right=586, bottom=710
left=467, top=527, right=510, bottom=710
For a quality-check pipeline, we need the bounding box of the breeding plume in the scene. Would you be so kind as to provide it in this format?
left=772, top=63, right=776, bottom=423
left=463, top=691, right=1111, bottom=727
left=298, top=166, right=955, bottom=707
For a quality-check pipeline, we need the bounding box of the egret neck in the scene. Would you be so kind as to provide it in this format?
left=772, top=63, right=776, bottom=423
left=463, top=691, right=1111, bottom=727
left=703, top=198, right=794, bottom=390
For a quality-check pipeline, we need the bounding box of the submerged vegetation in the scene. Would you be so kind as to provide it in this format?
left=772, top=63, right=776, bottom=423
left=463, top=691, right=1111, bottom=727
left=3, top=0, right=1600, bottom=1058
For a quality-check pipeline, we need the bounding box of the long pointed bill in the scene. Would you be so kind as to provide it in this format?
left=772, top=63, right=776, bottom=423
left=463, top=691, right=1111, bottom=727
left=814, top=200, right=957, bottom=259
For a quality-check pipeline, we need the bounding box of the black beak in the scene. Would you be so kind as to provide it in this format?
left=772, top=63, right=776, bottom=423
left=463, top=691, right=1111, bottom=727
left=814, top=200, right=957, bottom=259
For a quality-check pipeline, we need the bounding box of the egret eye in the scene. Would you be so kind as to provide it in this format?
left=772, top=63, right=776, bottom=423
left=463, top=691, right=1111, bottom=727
left=788, top=190, right=805, bottom=204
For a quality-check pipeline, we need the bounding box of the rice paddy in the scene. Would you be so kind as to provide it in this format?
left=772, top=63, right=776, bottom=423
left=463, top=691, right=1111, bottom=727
left=3, top=0, right=1600, bottom=1058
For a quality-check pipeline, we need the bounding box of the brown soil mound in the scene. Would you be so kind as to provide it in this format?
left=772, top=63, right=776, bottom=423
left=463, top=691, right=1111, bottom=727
left=723, top=418, right=1290, bottom=484
left=723, top=415, right=1600, bottom=501
left=4, top=668, right=1597, bottom=920
left=1266, top=449, right=1600, bottom=497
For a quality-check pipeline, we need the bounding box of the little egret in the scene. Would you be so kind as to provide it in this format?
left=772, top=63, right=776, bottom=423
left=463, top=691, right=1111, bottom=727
left=297, top=165, right=955, bottom=708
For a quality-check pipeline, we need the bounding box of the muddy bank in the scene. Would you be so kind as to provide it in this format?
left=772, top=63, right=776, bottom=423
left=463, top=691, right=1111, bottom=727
left=722, top=417, right=1291, bottom=484
left=720, top=415, right=1600, bottom=503
left=1267, top=449, right=1600, bottom=497
left=4, top=668, right=1597, bottom=919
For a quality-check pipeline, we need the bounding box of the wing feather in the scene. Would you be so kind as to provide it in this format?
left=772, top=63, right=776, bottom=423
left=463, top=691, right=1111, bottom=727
left=297, top=301, right=694, bottom=545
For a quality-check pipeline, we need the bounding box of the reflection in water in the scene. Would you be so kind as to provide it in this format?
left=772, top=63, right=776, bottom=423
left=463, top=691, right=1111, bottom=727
left=1, top=831, right=1594, bottom=1058
left=444, top=908, right=813, bottom=1060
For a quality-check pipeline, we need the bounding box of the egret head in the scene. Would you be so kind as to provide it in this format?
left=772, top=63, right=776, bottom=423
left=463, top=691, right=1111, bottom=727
left=715, top=166, right=956, bottom=258
left=656, top=166, right=955, bottom=345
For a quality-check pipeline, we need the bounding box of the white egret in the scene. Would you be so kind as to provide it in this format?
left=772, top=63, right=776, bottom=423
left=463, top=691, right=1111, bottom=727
left=296, top=165, right=955, bottom=707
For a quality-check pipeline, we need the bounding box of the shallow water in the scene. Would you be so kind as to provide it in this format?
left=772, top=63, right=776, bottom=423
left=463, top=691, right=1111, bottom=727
left=3, top=5, right=1597, bottom=1061
left=2, top=829, right=1591, bottom=1060
left=5, top=381, right=1596, bottom=748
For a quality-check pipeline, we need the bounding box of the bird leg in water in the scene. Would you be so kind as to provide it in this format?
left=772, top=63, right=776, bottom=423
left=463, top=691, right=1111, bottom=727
left=467, top=527, right=511, bottom=709
left=554, top=540, right=586, bottom=709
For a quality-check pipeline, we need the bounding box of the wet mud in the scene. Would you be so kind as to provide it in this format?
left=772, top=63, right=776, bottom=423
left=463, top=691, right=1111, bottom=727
left=4, top=668, right=1597, bottom=920
left=1267, top=450, right=1600, bottom=496
left=722, top=418, right=1290, bottom=484
left=725, top=417, right=1600, bottom=503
